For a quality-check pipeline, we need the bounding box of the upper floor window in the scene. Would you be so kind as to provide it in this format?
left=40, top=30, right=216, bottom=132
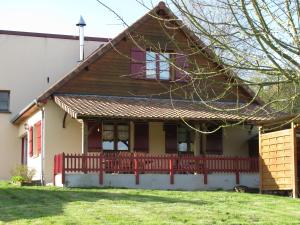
left=0, top=91, right=10, bottom=112
left=131, top=47, right=188, bottom=81
left=146, top=51, right=171, bottom=80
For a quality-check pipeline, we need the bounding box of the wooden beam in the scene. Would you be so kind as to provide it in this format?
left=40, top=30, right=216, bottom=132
left=291, top=122, right=298, bottom=198
left=258, top=126, right=263, bottom=194
left=194, top=123, right=201, bottom=156
left=81, top=120, right=88, bottom=154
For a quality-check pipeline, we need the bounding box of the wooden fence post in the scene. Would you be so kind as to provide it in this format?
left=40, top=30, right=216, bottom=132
left=235, top=157, right=240, bottom=185
left=134, top=154, right=139, bottom=185
left=169, top=158, right=174, bottom=184
left=203, top=155, right=208, bottom=185
left=99, top=153, right=104, bottom=185
left=83, top=153, right=87, bottom=174
left=62, top=153, right=65, bottom=185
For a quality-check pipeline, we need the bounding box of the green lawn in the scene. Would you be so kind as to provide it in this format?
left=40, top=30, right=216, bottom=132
left=0, top=182, right=300, bottom=225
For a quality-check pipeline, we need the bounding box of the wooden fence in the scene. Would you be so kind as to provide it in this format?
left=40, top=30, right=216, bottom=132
left=54, top=152, right=258, bottom=186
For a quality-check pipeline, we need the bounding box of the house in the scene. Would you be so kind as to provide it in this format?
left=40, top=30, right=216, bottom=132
left=0, top=30, right=108, bottom=180
left=6, top=2, right=272, bottom=189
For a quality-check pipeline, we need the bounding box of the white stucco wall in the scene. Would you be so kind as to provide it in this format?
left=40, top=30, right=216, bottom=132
left=62, top=173, right=259, bottom=190
left=0, top=33, right=104, bottom=180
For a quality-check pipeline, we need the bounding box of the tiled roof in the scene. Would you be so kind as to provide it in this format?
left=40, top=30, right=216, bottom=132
left=54, top=95, right=276, bottom=122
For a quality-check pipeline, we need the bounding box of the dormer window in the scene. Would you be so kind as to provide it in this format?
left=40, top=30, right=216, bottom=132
left=146, top=51, right=170, bottom=80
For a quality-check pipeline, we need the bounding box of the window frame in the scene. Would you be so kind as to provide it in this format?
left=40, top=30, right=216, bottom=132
left=0, top=90, right=10, bottom=113
left=145, top=50, right=173, bottom=81
left=177, top=125, right=194, bottom=153
left=102, top=121, right=130, bottom=152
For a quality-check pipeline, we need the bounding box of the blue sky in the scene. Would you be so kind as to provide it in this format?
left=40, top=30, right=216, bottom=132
left=0, top=0, right=171, bottom=38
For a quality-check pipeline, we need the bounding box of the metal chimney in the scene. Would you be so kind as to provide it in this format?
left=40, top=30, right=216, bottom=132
left=76, top=16, right=86, bottom=62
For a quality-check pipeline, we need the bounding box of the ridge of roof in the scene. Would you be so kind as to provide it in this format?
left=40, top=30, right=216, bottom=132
left=0, top=30, right=110, bottom=42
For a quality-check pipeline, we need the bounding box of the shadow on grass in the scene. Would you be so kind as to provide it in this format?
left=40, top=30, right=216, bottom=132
left=0, top=184, right=207, bottom=222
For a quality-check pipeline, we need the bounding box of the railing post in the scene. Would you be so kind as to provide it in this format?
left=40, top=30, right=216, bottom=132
left=61, top=153, right=65, bottom=185
left=83, top=153, right=87, bottom=174
left=203, top=155, right=208, bottom=184
left=169, top=157, right=174, bottom=184
left=53, top=155, right=56, bottom=186
left=99, top=153, right=104, bottom=185
left=134, top=153, right=139, bottom=185
left=235, top=157, right=240, bottom=185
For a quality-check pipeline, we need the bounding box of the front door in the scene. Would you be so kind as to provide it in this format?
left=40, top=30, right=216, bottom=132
left=21, top=135, right=27, bottom=165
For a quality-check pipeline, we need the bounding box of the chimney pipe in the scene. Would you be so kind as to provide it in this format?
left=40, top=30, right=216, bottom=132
left=76, top=16, right=86, bottom=62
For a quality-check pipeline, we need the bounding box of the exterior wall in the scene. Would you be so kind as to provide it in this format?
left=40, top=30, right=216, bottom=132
left=149, top=122, right=165, bottom=154
left=223, top=126, right=257, bottom=157
left=17, top=111, right=43, bottom=180
left=43, top=100, right=82, bottom=183
left=0, top=114, right=19, bottom=179
left=0, top=33, right=104, bottom=180
left=62, top=173, right=259, bottom=190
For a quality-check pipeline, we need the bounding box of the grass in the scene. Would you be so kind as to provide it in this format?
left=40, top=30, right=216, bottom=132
left=0, top=182, right=300, bottom=225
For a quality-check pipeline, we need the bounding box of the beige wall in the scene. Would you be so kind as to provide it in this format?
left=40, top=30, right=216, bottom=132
left=0, top=33, right=104, bottom=180
left=223, top=126, right=258, bottom=157
left=149, top=122, right=165, bottom=154
left=43, top=101, right=82, bottom=183
left=0, top=114, right=19, bottom=179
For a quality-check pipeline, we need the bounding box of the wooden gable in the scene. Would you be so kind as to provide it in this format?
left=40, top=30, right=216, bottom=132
left=51, top=4, right=256, bottom=103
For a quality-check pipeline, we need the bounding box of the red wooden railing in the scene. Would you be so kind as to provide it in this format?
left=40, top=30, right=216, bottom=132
left=53, top=152, right=258, bottom=186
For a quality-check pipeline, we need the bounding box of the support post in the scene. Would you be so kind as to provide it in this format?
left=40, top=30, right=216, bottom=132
left=99, top=153, right=104, bottom=185
left=81, top=120, right=88, bottom=154
left=61, top=153, right=65, bottom=185
left=201, top=123, right=207, bottom=155
left=291, top=122, right=298, bottom=198
left=194, top=123, right=201, bottom=156
left=169, top=158, right=174, bottom=184
left=258, top=126, right=263, bottom=194
left=134, top=154, right=139, bottom=185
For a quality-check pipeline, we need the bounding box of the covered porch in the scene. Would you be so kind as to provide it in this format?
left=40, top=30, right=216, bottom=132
left=52, top=94, right=266, bottom=189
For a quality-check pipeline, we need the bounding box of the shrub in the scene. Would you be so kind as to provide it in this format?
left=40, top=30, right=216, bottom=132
left=11, top=165, right=36, bottom=183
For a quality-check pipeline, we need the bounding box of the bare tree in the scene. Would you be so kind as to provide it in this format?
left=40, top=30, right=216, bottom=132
left=96, top=0, right=300, bottom=132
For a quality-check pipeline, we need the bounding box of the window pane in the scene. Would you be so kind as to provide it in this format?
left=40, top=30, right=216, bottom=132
left=159, top=53, right=170, bottom=80
left=0, top=91, right=9, bottom=111
left=0, top=102, right=8, bottom=111
left=103, top=141, right=114, bottom=150
left=146, top=51, right=156, bottom=79
left=117, top=125, right=129, bottom=141
left=117, top=125, right=129, bottom=150
left=178, top=143, right=188, bottom=152
left=118, top=141, right=129, bottom=150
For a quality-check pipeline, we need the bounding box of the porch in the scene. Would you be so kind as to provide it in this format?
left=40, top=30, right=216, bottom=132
left=53, top=152, right=259, bottom=190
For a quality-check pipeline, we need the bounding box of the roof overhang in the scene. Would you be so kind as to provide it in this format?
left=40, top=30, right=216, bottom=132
left=11, top=100, right=42, bottom=125
left=53, top=94, right=275, bottom=123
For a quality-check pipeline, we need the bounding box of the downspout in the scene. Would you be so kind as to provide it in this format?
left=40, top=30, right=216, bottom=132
left=41, top=107, right=46, bottom=185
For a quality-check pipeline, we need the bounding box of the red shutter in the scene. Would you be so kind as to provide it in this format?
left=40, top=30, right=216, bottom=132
left=165, top=124, right=178, bottom=154
left=28, top=127, right=33, bottom=157
left=175, top=53, right=189, bottom=82
left=206, top=128, right=223, bottom=155
left=87, top=121, right=102, bottom=151
left=35, top=121, right=42, bottom=154
left=134, top=123, right=149, bottom=152
left=131, top=47, right=146, bottom=79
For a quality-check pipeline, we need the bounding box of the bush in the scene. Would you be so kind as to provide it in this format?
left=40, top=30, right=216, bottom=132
left=10, top=165, right=36, bottom=183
